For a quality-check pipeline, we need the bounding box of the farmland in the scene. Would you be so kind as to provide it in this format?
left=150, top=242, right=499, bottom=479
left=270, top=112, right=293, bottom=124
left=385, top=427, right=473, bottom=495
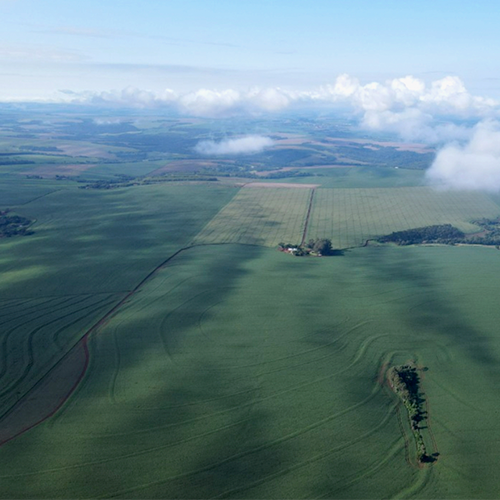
left=307, top=187, right=500, bottom=248
left=2, top=111, right=500, bottom=498
left=3, top=245, right=500, bottom=498
left=194, top=186, right=313, bottom=247
left=193, top=185, right=500, bottom=250
left=0, top=181, right=237, bottom=444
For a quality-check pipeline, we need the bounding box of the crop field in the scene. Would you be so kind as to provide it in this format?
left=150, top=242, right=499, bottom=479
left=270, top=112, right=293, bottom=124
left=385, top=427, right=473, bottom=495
left=2, top=244, right=500, bottom=498
left=255, top=166, right=428, bottom=189
left=307, top=187, right=500, bottom=248
left=0, top=183, right=237, bottom=432
left=4, top=112, right=500, bottom=499
left=194, top=186, right=313, bottom=247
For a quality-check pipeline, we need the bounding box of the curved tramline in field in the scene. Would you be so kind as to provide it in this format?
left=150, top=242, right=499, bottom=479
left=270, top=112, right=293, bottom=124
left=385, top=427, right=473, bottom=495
left=0, top=246, right=193, bottom=447
left=0, top=184, right=321, bottom=447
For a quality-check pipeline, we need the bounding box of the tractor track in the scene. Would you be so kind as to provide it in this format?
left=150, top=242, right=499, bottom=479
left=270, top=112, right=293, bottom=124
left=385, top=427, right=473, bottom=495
left=0, top=245, right=195, bottom=447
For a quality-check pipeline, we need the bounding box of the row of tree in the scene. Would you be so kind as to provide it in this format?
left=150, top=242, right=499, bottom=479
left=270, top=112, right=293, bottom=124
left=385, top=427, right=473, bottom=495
left=387, top=364, right=437, bottom=464
left=377, top=224, right=465, bottom=245
left=378, top=222, right=500, bottom=246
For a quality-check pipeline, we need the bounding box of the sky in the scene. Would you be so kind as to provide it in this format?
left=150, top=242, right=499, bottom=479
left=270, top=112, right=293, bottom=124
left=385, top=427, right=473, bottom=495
left=1, top=0, right=500, bottom=101
left=4, top=0, right=500, bottom=191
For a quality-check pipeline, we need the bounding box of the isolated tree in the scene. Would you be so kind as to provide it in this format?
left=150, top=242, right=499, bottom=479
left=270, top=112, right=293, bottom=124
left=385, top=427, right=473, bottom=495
left=312, top=238, right=332, bottom=255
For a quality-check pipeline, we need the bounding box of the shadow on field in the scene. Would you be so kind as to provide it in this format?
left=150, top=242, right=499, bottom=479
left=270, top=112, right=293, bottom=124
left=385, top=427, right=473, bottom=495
left=357, top=246, right=499, bottom=370
left=1, top=243, right=289, bottom=499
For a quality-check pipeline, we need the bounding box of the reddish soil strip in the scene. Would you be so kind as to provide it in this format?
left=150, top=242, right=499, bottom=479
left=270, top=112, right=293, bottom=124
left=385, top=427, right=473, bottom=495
left=377, top=362, right=389, bottom=386
left=394, top=402, right=412, bottom=467
left=0, top=247, right=191, bottom=447
left=243, top=182, right=320, bottom=189
left=299, top=164, right=358, bottom=169
left=271, top=134, right=434, bottom=153
left=301, top=188, right=316, bottom=246
left=0, top=339, right=89, bottom=447
left=379, top=364, right=414, bottom=467
left=253, top=167, right=297, bottom=177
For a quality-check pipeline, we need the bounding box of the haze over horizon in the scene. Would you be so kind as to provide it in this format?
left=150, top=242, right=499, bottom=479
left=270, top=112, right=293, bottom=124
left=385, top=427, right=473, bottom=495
left=2, top=0, right=500, bottom=190
left=1, top=0, right=499, bottom=101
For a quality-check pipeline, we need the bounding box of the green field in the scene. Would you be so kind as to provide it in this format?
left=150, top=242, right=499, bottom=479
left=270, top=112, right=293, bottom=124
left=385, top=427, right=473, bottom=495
left=307, top=187, right=500, bottom=248
left=2, top=244, right=500, bottom=498
left=255, top=166, right=428, bottom=189
left=193, top=185, right=500, bottom=250
left=3, top=114, right=500, bottom=498
left=0, top=182, right=237, bottom=425
left=194, top=186, right=313, bottom=247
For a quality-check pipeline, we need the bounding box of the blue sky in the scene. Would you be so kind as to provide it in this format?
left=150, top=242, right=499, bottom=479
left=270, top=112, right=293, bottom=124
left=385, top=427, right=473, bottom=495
left=3, top=0, right=500, bottom=190
left=1, top=0, right=500, bottom=100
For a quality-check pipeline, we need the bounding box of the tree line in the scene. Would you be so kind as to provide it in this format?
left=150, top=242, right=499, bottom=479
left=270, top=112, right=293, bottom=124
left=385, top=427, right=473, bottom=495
left=378, top=221, right=500, bottom=246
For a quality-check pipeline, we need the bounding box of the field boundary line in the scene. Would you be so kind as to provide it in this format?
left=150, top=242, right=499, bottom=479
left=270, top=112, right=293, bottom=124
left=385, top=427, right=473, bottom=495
left=300, top=187, right=316, bottom=246
left=0, top=241, right=266, bottom=447
left=11, top=188, right=64, bottom=207
left=190, top=186, right=242, bottom=245
left=0, top=244, right=199, bottom=447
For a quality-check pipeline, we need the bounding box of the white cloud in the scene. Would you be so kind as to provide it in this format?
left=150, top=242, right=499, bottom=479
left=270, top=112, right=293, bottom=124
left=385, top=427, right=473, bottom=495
left=27, top=73, right=499, bottom=142
left=69, top=85, right=291, bottom=117
left=314, top=74, right=500, bottom=143
left=195, top=136, right=274, bottom=155
left=178, top=88, right=241, bottom=116
left=246, top=87, right=290, bottom=112
left=426, top=121, right=500, bottom=191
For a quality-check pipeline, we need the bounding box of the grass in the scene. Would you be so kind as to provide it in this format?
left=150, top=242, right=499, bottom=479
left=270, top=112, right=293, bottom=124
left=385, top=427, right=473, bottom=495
left=2, top=244, right=500, bottom=498
left=307, top=187, right=500, bottom=248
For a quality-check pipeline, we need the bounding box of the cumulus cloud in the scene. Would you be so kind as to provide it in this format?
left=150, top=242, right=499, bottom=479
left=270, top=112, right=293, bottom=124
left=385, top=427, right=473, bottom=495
left=68, top=86, right=291, bottom=117
left=426, top=121, right=500, bottom=191
left=318, top=74, right=497, bottom=116
left=59, top=74, right=500, bottom=143
left=84, top=87, right=177, bottom=108
left=195, top=135, right=273, bottom=155
left=313, top=74, right=500, bottom=143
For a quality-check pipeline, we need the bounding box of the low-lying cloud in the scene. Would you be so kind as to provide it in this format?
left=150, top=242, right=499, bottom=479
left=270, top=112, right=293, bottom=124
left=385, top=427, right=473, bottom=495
left=58, top=76, right=500, bottom=192
left=58, top=74, right=500, bottom=145
left=426, top=121, right=500, bottom=191
left=195, top=135, right=273, bottom=155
